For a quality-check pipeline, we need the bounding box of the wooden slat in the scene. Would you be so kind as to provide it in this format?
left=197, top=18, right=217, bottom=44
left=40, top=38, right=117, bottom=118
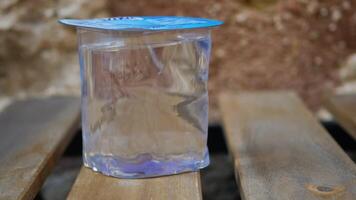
left=0, top=96, right=80, bottom=200
left=219, top=91, right=356, bottom=200
left=68, top=167, right=202, bottom=200
left=324, top=94, right=356, bottom=140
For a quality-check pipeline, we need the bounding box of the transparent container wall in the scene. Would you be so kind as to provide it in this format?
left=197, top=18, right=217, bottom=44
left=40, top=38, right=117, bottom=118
left=77, top=28, right=211, bottom=178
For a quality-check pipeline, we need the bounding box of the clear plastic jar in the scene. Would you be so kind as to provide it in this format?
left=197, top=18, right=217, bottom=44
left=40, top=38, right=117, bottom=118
left=61, top=16, right=221, bottom=178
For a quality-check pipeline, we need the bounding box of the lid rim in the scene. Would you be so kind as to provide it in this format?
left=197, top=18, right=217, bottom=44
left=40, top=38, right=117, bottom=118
left=58, top=16, right=223, bottom=31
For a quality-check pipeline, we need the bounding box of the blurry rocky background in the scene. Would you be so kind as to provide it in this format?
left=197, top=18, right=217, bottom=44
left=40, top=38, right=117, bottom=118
left=1, top=0, right=356, bottom=122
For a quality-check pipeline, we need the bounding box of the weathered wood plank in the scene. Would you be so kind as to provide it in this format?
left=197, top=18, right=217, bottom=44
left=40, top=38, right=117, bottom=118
left=0, top=96, right=80, bottom=200
left=218, top=92, right=356, bottom=200
left=68, top=167, right=202, bottom=200
left=324, top=94, right=356, bottom=140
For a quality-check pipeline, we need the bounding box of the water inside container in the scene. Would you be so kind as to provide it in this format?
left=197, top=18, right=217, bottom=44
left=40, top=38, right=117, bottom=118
left=79, top=33, right=211, bottom=178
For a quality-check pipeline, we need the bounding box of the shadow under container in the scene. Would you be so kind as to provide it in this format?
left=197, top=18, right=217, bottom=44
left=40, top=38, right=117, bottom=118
left=60, top=17, right=222, bottom=178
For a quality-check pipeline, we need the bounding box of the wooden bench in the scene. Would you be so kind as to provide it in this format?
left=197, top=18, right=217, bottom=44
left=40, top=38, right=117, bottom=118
left=67, top=167, right=202, bottom=200
left=324, top=94, right=356, bottom=140
left=0, top=97, right=80, bottom=200
left=1, top=92, right=355, bottom=199
left=219, top=92, right=356, bottom=200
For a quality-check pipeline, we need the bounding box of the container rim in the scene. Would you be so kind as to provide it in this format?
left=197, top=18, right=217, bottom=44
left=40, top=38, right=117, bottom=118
left=58, top=16, right=223, bottom=31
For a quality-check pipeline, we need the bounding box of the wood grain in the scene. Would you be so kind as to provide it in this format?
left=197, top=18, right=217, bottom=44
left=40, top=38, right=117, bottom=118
left=0, top=96, right=80, bottom=200
left=324, top=94, right=356, bottom=140
left=67, top=167, right=202, bottom=200
left=218, top=91, right=356, bottom=200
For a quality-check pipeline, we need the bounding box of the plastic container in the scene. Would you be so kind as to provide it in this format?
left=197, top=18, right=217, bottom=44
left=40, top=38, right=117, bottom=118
left=59, top=16, right=222, bottom=178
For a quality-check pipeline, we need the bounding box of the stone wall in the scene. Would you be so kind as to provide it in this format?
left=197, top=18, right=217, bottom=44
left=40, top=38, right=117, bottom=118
left=1, top=0, right=356, bottom=122
left=0, top=0, right=108, bottom=96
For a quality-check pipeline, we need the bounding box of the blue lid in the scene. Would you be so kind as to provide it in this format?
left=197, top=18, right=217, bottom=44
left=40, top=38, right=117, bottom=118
left=59, top=16, right=223, bottom=31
